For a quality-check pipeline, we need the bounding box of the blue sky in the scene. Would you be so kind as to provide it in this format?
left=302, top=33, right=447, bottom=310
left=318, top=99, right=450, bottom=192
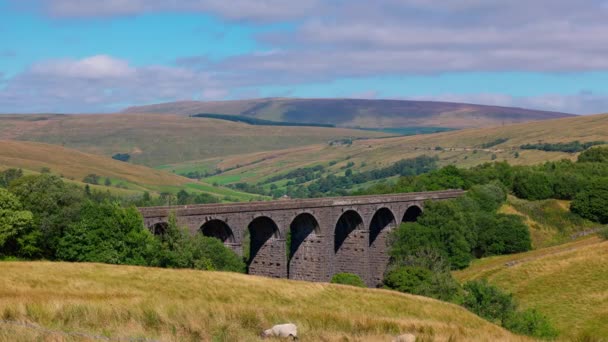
left=1, top=0, right=608, bottom=113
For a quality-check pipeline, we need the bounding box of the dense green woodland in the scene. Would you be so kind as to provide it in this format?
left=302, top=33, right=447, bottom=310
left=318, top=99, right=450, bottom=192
left=2, top=147, right=608, bottom=340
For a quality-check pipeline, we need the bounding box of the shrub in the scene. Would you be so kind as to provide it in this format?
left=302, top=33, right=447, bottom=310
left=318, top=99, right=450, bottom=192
left=599, top=226, right=608, bottom=240
left=331, top=273, right=366, bottom=287
left=505, top=309, right=558, bottom=339
left=383, top=249, right=461, bottom=302
left=156, top=214, right=246, bottom=273
left=82, top=173, right=100, bottom=185
left=462, top=280, right=516, bottom=325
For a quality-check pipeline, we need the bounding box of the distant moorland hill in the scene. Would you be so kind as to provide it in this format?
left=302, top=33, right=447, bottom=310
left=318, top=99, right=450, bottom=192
left=177, top=113, right=608, bottom=188
left=0, top=140, right=261, bottom=201
left=123, top=98, right=574, bottom=128
left=0, top=114, right=388, bottom=166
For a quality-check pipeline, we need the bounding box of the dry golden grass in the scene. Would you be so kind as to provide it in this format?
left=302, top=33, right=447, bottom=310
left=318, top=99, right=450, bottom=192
left=454, top=236, right=608, bottom=341
left=0, top=262, right=527, bottom=342
left=0, top=140, right=189, bottom=186
left=0, top=114, right=388, bottom=166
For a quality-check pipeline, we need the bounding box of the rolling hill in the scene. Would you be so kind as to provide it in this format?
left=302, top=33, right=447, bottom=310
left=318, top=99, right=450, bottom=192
left=0, top=262, right=528, bottom=341
left=0, top=113, right=388, bottom=166
left=173, top=113, right=608, bottom=188
left=123, top=98, right=574, bottom=129
left=0, top=140, right=261, bottom=201
left=454, top=236, right=608, bottom=341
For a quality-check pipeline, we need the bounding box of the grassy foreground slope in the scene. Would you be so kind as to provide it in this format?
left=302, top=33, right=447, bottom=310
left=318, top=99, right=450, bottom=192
left=0, top=140, right=261, bottom=201
left=454, top=236, right=608, bottom=341
left=0, top=114, right=388, bottom=166
left=181, top=113, right=608, bottom=187
left=0, top=262, right=526, bottom=342
left=122, top=98, right=572, bottom=129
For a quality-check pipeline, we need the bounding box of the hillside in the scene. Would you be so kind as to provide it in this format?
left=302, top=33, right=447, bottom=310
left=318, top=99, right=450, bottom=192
left=0, top=140, right=261, bottom=201
left=454, top=236, right=608, bottom=341
left=0, top=262, right=527, bottom=341
left=0, top=114, right=388, bottom=166
left=122, top=98, right=573, bottom=129
left=174, top=113, right=608, bottom=188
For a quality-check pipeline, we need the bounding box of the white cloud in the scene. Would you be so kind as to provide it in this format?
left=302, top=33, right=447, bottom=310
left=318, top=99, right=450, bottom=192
left=30, top=55, right=134, bottom=79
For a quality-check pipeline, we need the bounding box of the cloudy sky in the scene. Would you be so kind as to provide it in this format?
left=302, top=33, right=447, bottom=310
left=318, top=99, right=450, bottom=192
left=1, top=0, right=608, bottom=113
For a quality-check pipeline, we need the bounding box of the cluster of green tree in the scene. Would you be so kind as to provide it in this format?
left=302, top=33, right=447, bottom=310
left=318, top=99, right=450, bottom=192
left=180, top=169, right=220, bottom=180
left=358, top=148, right=608, bottom=223
left=520, top=140, right=605, bottom=153
left=382, top=249, right=555, bottom=338
left=261, top=165, right=325, bottom=184
left=388, top=183, right=531, bottom=270
left=111, top=153, right=131, bottom=162
left=480, top=138, right=509, bottom=148
left=0, top=173, right=243, bottom=273
left=360, top=126, right=456, bottom=136
left=192, top=113, right=335, bottom=128
left=276, top=156, right=439, bottom=198
left=176, top=189, right=220, bottom=205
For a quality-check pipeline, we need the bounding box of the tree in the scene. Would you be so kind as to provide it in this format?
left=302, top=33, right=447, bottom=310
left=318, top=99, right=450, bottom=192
left=475, top=214, right=531, bottom=257
left=104, top=178, right=112, bottom=186
left=57, top=201, right=160, bottom=265
left=512, top=171, right=554, bottom=200
left=577, top=146, right=608, bottom=163
left=0, top=188, right=33, bottom=252
left=0, top=168, right=23, bottom=188
left=9, top=175, right=84, bottom=258
left=571, top=178, right=608, bottom=224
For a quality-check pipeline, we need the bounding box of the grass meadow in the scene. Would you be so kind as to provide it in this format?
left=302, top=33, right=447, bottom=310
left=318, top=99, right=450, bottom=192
left=454, top=236, right=608, bottom=341
left=0, top=262, right=526, bottom=342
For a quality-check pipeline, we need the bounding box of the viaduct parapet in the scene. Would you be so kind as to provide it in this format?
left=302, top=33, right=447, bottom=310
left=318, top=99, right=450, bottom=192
left=139, top=190, right=464, bottom=287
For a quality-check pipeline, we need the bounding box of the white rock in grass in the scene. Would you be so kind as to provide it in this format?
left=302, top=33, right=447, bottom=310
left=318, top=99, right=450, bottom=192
left=261, top=323, right=298, bottom=340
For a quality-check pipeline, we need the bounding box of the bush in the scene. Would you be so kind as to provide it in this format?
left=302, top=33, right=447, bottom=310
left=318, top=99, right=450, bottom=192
left=599, top=226, right=608, bottom=240
left=383, top=249, right=461, bottom=302
left=155, top=214, right=246, bottom=273
left=505, top=309, right=558, bottom=339
left=82, top=173, right=100, bottom=185
left=331, top=273, right=366, bottom=287
left=462, top=280, right=517, bottom=325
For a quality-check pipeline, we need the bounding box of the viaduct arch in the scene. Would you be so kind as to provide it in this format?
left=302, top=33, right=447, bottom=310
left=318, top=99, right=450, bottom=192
left=139, top=190, right=463, bottom=287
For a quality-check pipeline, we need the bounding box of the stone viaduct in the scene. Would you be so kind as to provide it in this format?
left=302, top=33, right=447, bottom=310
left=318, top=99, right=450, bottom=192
left=139, top=190, right=464, bottom=287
